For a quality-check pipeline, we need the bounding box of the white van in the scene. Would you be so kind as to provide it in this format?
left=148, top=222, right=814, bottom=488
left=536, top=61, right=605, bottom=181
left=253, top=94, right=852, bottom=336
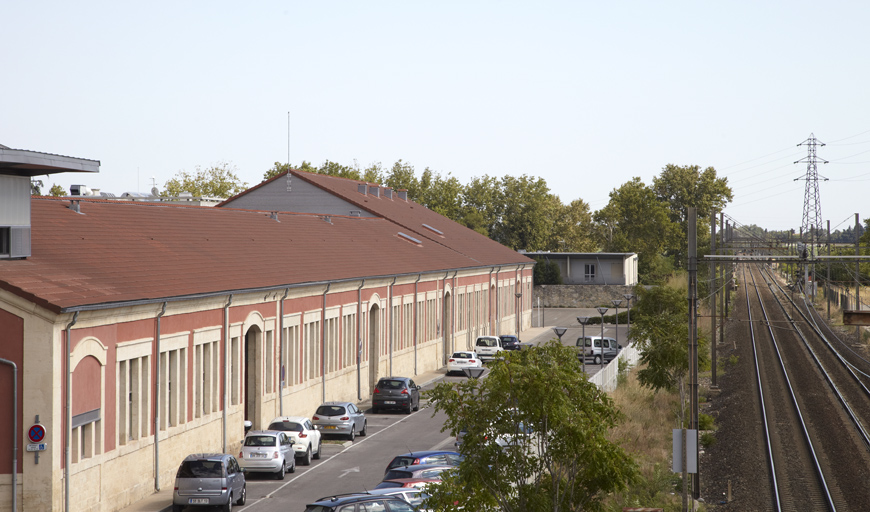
left=575, top=336, right=620, bottom=365
left=474, top=336, right=504, bottom=362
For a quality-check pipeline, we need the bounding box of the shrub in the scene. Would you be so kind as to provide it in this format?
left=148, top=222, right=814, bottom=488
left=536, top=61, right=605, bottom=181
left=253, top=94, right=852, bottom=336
left=700, top=432, right=716, bottom=449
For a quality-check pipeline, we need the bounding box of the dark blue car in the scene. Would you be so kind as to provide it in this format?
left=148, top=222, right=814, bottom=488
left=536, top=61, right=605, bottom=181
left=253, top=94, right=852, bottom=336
left=499, top=335, right=522, bottom=350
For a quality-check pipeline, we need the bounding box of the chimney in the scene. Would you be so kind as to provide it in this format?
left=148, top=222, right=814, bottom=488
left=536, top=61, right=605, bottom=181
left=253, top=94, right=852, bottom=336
left=397, top=190, right=408, bottom=201
left=358, top=183, right=367, bottom=195
left=384, top=188, right=393, bottom=199
left=369, top=186, right=380, bottom=198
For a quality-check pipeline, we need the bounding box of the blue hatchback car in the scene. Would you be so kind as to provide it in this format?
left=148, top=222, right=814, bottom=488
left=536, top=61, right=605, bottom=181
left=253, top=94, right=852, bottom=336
left=304, top=493, right=417, bottom=512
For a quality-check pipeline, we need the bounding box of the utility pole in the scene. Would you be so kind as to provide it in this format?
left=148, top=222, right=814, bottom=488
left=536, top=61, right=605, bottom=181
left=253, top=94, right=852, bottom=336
left=688, top=207, right=699, bottom=506
left=710, top=211, right=717, bottom=388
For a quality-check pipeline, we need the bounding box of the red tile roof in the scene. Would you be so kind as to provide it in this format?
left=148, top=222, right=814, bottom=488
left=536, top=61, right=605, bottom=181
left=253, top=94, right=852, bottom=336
left=0, top=197, right=531, bottom=313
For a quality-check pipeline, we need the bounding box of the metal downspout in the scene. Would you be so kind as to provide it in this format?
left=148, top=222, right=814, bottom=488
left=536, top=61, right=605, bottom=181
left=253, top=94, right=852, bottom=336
left=321, top=284, right=331, bottom=403
left=451, top=271, right=457, bottom=354
left=356, top=280, right=365, bottom=401
left=64, top=311, right=79, bottom=512
left=488, top=268, right=495, bottom=334
left=223, top=295, right=232, bottom=453
left=0, top=357, right=17, bottom=512
left=154, top=302, right=166, bottom=491
left=413, top=274, right=421, bottom=375
left=495, top=267, right=501, bottom=335
left=279, top=289, right=288, bottom=416
left=388, top=277, right=397, bottom=376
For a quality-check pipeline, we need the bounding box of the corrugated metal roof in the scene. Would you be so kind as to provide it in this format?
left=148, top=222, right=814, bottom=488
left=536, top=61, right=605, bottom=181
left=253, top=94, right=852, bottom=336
left=0, top=197, right=531, bottom=313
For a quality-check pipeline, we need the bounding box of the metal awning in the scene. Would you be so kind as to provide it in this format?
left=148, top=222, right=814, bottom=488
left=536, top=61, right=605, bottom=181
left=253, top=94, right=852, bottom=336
left=0, top=145, right=100, bottom=176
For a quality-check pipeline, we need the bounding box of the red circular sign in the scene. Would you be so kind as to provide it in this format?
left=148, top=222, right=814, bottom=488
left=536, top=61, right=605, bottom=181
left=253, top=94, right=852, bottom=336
left=28, top=424, right=45, bottom=443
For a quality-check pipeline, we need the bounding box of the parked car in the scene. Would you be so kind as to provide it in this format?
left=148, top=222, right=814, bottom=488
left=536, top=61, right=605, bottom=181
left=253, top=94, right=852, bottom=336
left=474, top=335, right=504, bottom=362
left=312, top=401, right=367, bottom=441
left=576, top=336, right=621, bottom=365
left=266, top=416, right=322, bottom=466
left=446, top=351, right=482, bottom=375
left=375, top=478, right=442, bottom=490
left=383, top=464, right=455, bottom=481
left=499, top=335, right=522, bottom=350
left=385, top=450, right=464, bottom=475
left=304, top=493, right=418, bottom=512
left=347, top=488, right=432, bottom=510
left=238, top=430, right=296, bottom=479
left=372, top=377, right=421, bottom=414
left=172, top=453, right=246, bottom=512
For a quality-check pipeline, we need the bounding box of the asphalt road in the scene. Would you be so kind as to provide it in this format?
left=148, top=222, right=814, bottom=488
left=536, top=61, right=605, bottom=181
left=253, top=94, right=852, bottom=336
left=232, top=377, right=464, bottom=512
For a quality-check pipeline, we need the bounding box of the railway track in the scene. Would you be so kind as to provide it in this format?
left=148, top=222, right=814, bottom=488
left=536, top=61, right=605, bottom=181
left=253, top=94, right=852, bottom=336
left=740, top=262, right=870, bottom=511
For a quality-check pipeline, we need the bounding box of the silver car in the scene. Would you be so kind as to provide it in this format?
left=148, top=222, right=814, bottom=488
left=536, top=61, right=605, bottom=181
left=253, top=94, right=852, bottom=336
left=312, top=401, right=367, bottom=441
left=172, top=453, right=246, bottom=512
left=576, top=336, right=621, bottom=365
left=238, top=430, right=296, bottom=479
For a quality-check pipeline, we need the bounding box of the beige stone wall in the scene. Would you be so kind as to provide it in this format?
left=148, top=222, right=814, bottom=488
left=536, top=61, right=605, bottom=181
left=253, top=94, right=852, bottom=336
left=534, top=284, right=638, bottom=308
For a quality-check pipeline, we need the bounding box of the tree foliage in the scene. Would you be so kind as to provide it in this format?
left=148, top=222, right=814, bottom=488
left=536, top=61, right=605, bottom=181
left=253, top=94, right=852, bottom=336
left=163, top=162, right=248, bottom=198
left=533, top=257, right=562, bottom=285
left=425, top=342, right=638, bottom=512
left=594, top=178, right=677, bottom=284
left=48, top=184, right=67, bottom=197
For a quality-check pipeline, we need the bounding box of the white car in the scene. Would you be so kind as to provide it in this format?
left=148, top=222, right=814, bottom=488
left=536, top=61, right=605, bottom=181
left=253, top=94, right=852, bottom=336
left=267, top=416, right=322, bottom=466
left=474, top=336, right=504, bottom=362
left=238, top=430, right=296, bottom=479
left=447, top=351, right=483, bottom=375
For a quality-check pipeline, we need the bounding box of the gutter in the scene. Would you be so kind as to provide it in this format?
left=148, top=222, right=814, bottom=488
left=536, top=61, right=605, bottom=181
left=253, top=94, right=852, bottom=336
left=154, top=302, right=166, bottom=491
left=64, top=311, right=79, bottom=512
left=488, top=268, right=495, bottom=334
left=223, top=295, right=232, bottom=453
left=0, top=357, right=17, bottom=512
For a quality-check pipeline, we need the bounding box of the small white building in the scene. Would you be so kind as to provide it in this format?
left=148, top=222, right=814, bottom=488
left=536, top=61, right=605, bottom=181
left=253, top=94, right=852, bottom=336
left=521, top=252, right=638, bottom=286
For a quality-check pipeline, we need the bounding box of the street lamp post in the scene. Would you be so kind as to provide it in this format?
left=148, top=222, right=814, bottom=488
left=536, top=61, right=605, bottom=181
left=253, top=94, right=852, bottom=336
left=623, top=293, right=634, bottom=342
left=552, top=326, right=567, bottom=346
left=576, top=316, right=589, bottom=373
left=611, top=299, right=623, bottom=349
left=595, top=307, right=608, bottom=369
left=515, top=292, right=522, bottom=337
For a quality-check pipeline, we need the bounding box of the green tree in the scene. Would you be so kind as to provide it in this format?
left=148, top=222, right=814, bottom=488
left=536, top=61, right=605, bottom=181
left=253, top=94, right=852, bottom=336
left=532, top=257, right=562, bottom=285
left=383, top=160, right=421, bottom=200
left=492, top=175, right=559, bottom=251
left=652, top=164, right=733, bottom=268
left=163, top=162, right=248, bottom=198
left=594, top=178, right=677, bottom=284
left=460, top=175, right=503, bottom=237
left=48, top=184, right=67, bottom=197
left=417, top=168, right=465, bottom=221
left=426, top=342, right=637, bottom=512
left=30, top=178, right=43, bottom=195
left=552, top=198, right=597, bottom=252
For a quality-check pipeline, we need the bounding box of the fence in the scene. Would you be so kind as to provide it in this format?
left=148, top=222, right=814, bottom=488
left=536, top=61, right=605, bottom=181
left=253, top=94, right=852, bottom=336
left=589, top=344, right=640, bottom=392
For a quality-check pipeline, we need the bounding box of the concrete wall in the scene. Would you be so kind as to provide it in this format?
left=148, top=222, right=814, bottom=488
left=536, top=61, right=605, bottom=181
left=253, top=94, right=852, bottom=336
left=534, top=284, right=637, bottom=308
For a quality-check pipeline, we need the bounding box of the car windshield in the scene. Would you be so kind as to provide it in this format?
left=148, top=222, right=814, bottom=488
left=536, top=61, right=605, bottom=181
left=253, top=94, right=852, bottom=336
left=500, top=336, right=517, bottom=343
left=390, top=456, right=418, bottom=468
left=451, top=352, right=473, bottom=359
left=377, top=380, right=405, bottom=390
left=476, top=338, right=496, bottom=347
left=384, top=469, right=413, bottom=480
left=303, top=507, right=333, bottom=512
left=315, top=405, right=346, bottom=416
left=268, top=420, right=304, bottom=432
left=177, top=460, right=224, bottom=478
left=244, top=435, right=277, bottom=447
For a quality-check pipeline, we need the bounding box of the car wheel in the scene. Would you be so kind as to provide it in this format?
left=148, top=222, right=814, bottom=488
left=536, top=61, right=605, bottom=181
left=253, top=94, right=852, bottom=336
left=594, top=355, right=602, bottom=365
left=275, top=459, right=285, bottom=480
left=301, top=445, right=312, bottom=466
left=405, top=402, right=412, bottom=415
left=413, top=397, right=420, bottom=411
left=313, top=440, right=322, bottom=460
left=236, top=484, right=246, bottom=506
left=289, top=457, right=296, bottom=473
left=359, top=420, right=367, bottom=436
left=222, top=495, right=233, bottom=512
left=348, top=427, right=355, bottom=442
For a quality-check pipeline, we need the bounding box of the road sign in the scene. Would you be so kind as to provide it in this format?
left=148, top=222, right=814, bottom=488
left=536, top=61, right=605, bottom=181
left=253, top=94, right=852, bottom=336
left=26, top=443, right=46, bottom=452
left=28, top=424, right=46, bottom=443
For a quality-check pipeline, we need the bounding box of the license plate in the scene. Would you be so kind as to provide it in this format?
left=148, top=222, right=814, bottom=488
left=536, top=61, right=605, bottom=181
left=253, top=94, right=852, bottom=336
left=189, top=498, right=209, bottom=505
left=324, top=426, right=337, bottom=429
left=252, top=453, right=266, bottom=458
left=384, top=401, right=396, bottom=405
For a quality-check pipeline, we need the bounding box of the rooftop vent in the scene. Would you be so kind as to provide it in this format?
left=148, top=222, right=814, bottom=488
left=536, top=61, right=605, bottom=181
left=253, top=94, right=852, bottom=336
left=397, top=190, right=408, bottom=201
left=383, top=188, right=393, bottom=199
left=368, top=186, right=380, bottom=198
left=358, top=183, right=367, bottom=194
left=349, top=210, right=362, bottom=217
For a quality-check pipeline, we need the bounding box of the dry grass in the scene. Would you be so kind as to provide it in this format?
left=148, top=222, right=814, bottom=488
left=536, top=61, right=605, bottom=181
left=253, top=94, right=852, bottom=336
left=603, top=367, right=688, bottom=512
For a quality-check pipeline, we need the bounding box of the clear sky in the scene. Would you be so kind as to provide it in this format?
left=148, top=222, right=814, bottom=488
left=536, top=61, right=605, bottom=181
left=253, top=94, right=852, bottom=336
left=3, top=1, right=868, bottom=232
